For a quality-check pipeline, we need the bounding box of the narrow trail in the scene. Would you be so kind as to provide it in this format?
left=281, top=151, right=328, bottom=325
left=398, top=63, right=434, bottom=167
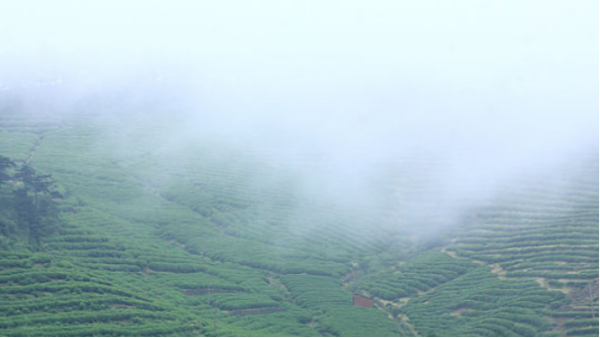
left=21, top=113, right=69, bottom=165
left=342, top=260, right=421, bottom=337
left=397, top=313, right=420, bottom=336
left=441, top=247, right=577, bottom=295
left=25, top=133, right=44, bottom=164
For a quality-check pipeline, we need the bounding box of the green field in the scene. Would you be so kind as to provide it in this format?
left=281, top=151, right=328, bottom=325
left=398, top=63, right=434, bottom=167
left=0, top=97, right=598, bottom=337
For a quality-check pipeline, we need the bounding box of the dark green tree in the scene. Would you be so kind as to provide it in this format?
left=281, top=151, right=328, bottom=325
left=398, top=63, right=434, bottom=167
left=15, top=164, right=42, bottom=188
left=0, top=155, right=17, bottom=238
left=13, top=186, right=36, bottom=237
left=16, top=163, right=59, bottom=199
left=12, top=163, right=61, bottom=246
left=0, top=155, right=15, bottom=189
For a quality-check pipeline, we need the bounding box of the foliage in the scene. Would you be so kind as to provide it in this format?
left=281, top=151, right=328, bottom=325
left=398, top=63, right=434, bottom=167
left=0, top=155, right=15, bottom=188
left=0, top=106, right=597, bottom=336
left=0, top=157, right=62, bottom=246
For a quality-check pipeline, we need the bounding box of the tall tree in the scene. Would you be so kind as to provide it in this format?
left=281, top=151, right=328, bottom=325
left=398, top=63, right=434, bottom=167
left=13, top=186, right=37, bottom=241
left=0, top=155, right=15, bottom=190
left=15, top=164, right=56, bottom=204
left=13, top=163, right=61, bottom=246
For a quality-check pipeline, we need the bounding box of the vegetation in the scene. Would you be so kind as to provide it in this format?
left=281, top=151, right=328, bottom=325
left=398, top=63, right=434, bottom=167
left=0, top=99, right=597, bottom=336
left=0, top=155, right=62, bottom=247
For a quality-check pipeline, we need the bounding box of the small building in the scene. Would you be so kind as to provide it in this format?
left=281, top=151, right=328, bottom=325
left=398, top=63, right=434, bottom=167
left=352, top=294, right=374, bottom=308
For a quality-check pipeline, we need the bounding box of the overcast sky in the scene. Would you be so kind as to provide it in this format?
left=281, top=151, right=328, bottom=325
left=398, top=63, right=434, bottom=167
left=1, top=0, right=597, bottom=90
left=0, top=0, right=597, bottom=201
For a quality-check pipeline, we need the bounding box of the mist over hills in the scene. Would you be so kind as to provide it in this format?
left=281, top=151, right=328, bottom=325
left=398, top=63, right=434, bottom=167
left=0, top=91, right=598, bottom=336
left=0, top=0, right=598, bottom=336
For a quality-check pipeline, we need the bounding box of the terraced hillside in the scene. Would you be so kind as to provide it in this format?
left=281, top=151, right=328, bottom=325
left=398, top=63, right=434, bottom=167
left=348, top=153, right=599, bottom=336
left=0, top=99, right=401, bottom=336
left=446, top=155, right=599, bottom=336
left=0, top=97, right=598, bottom=336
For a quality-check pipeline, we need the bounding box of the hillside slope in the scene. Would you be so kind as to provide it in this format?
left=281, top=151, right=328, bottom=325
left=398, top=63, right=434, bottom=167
left=0, top=101, right=598, bottom=336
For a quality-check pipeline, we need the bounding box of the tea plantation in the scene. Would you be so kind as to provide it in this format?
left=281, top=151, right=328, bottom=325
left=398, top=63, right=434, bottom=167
left=0, top=97, right=597, bottom=336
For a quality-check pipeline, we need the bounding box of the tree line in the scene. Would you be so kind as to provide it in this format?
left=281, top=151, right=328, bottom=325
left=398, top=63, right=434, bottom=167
left=0, top=155, right=62, bottom=247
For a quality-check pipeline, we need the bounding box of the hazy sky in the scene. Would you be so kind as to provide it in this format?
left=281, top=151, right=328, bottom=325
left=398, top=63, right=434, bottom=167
left=0, top=0, right=597, bottom=212
left=1, top=0, right=597, bottom=90
left=1, top=0, right=597, bottom=141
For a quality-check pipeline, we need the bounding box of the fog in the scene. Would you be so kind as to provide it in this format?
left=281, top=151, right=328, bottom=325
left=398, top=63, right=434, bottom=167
left=0, top=0, right=598, bottom=237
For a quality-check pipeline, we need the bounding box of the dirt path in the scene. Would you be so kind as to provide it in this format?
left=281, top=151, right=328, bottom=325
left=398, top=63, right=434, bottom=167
left=25, top=134, right=44, bottom=164
left=397, top=313, right=420, bottom=336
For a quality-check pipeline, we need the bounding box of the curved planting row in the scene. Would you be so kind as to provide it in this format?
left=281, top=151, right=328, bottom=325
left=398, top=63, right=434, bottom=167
left=446, top=153, right=598, bottom=336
